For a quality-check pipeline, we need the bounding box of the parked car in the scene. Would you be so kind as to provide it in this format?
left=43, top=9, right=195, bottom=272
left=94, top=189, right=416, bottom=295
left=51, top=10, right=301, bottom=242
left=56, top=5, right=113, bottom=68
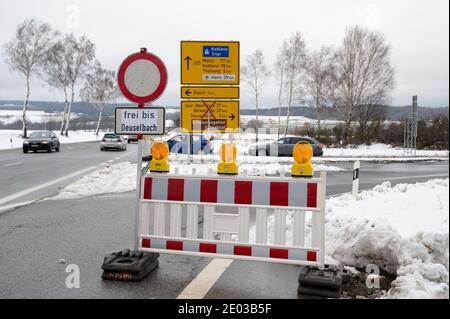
left=23, top=131, right=60, bottom=153
left=100, top=133, right=127, bottom=151
left=166, top=134, right=213, bottom=154
left=248, top=136, right=324, bottom=157
left=127, top=135, right=138, bottom=143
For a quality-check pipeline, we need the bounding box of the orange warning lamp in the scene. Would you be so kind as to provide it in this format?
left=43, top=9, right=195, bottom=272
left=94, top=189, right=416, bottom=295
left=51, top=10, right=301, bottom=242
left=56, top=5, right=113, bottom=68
left=150, top=140, right=170, bottom=173
left=217, top=142, right=238, bottom=175
left=291, top=142, right=314, bottom=177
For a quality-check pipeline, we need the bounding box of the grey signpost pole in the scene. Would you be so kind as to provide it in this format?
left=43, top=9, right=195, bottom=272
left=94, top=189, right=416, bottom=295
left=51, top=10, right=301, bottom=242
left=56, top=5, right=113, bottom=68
left=133, top=117, right=144, bottom=250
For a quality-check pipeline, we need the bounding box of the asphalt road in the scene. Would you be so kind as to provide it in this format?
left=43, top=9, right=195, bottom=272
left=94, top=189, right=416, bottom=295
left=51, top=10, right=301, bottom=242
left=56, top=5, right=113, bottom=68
left=0, top=141, right=136, bottom=208
left=0, top=142, right=448, bottom=298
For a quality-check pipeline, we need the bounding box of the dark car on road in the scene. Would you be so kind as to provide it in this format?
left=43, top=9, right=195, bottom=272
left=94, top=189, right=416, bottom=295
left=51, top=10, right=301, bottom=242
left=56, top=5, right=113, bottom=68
left=23, top=131, right=60, bottom=153
left=167, top=134, right=213, bottom=155
left=127, top=135, right=138, bottom=143
left=248, top=136, right=324, bottom=157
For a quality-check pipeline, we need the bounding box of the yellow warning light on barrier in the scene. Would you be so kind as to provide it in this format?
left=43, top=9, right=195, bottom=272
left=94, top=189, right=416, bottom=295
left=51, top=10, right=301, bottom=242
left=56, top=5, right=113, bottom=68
left=150, top=141, right=170, bottom=173
left=291, top=142, right=314, bottom=177
left=217, top=142, right=238, bottom=175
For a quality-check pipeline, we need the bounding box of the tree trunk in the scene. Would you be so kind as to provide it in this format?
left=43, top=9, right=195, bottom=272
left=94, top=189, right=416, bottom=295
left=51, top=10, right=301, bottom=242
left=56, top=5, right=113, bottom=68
left=22, top=76, right=30, bottom=138
left=60, top=89, right=69, bottom=135
left=64, top=86, right=75, bottom=137
left=317, top=110, right=322, bottom=138
left=95, top=106, right=103, bottom=136
left=255, top=90, right=259, bottom=143
left=277, top=103, right=282, bottom=139
left=342, top=119, right=352, bottom=144
left=284, top=82, right=293, bottom=137
left=315, top=95, right=322, bottom=138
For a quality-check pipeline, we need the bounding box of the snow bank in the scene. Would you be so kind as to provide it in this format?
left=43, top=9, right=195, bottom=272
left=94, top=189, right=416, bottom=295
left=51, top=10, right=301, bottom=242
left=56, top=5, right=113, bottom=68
left=325, top=178, right=449, bottom=299
left=250, top=178, right=448, bottom=299
left=51, top=162, right=136, bottom=200
left=51, top=158, right=342, bottom=201
left=324, top=143, right=449, bottom=158
left=0, top=129, right=102, bottom=150
left=169, top=154, right=343, bottom=175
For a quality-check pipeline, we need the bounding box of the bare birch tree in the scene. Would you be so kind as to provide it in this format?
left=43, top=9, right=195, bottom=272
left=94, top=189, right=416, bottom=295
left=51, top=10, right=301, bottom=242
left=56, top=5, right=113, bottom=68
left=80, top=61, right=119, bottom=136
left=42, top=38, right=71, bottom=132
left=241, top=49, right=270, bottom=142
left=2, top=19, right=55, bottom=138
left=281, top=32, right=307, bottom=136
left=335, top=26, right=395, bottom=143
left=274, top=42, right=288, bottom=139
left=304, top=46, right=336, bottom=137
left=60, top=34, right=95, bottom=136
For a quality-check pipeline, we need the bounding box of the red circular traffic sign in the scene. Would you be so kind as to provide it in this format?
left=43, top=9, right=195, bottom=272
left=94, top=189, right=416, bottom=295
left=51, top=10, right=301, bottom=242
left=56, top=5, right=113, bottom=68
left=117, top=49, right=168, bottom=104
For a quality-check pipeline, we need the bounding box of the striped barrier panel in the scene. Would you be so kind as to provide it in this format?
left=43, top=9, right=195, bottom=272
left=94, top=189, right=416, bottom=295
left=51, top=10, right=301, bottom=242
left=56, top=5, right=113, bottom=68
left=138, top=171, right=327, bottom=267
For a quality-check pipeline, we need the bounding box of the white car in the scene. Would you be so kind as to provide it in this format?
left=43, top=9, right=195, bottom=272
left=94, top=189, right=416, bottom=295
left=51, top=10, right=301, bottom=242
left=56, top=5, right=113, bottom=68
left=100, top=133, right=127, bottom=151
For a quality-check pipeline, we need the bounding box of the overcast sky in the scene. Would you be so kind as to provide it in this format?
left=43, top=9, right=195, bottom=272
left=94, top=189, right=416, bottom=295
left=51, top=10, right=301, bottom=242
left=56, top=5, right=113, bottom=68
left=0, top=0, right=448, bottom=108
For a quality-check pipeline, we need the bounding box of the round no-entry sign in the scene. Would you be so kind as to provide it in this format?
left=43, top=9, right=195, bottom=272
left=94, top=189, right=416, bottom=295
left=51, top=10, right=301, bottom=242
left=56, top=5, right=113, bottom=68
left=118, top=48, right=168, bottom=104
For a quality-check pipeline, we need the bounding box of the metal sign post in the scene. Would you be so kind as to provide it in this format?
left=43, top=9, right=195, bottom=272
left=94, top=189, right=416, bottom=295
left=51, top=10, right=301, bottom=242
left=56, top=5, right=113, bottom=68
left=114, top=47, right=168, bottom=251
left=103, top=48, right=168, bottom=282
left=352, top=160, right=360, bottom=200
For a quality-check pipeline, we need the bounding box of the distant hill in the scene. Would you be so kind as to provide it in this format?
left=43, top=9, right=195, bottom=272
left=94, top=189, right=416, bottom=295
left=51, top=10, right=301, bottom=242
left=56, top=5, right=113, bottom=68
left=0, top=100, right=447, bottom=121
left=240, top=105, right=449, bottom=121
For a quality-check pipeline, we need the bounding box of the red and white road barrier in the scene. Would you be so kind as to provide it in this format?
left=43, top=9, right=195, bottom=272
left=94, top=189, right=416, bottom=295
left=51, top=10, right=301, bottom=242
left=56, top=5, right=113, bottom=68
left=138, top=172, right=327, bottom=267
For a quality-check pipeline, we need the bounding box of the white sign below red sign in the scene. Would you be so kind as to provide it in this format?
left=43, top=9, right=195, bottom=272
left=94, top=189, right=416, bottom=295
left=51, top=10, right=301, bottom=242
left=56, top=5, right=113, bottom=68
left=115, top=107, right=165, bottom=135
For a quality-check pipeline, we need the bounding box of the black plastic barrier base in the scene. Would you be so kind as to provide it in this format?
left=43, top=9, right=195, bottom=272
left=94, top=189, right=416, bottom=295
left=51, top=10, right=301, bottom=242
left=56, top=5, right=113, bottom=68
left=297, top=264, right=350, bottom=298
left=101, top=249, right=159, bottom=281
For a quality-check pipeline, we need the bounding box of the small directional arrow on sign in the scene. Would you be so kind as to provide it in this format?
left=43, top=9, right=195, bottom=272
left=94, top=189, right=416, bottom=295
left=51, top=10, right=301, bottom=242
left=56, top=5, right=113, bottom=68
left=184, top=56, right=192, bottom=70
left=185, top=89, right=191, bottom=96
left=229, top=113, right=236, bottom=121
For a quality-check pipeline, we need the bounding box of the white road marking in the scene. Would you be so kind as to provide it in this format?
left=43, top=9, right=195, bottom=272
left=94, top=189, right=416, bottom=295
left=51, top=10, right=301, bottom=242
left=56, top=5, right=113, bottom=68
left=176, top=258, right=233, bottom=299
left=99, top=162, right=106, bottom=166
left=4, top=161, right=22, bottom=167
left=0, top=200, right=35, bottom=214
left=107, top=160, right=114, bottom=163
left=0, top=166, right=97, bottom=206
left=114, top=157, right=120, bottom=160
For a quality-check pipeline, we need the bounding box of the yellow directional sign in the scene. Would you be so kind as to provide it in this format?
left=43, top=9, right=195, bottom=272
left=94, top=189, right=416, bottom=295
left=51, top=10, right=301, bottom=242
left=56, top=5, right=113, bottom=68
left=181, top=100, right=239, bottom=133
left=181, top=86, right=239, bottom=99
left=181, top=41, right=240, bottom=85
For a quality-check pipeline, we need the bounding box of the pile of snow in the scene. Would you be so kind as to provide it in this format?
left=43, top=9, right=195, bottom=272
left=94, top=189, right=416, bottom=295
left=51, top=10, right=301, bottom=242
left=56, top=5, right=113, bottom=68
left=0, top=129, right=102, bottom=150
left=169, top=154, right=343, bottom=175
left=51, top=162, right=136, bottom=200
left=324, top=143, right=449, bottom=158
left=51, top=158, right=342, bottom=200
left=250, top=178, right=449, bottom=299
left=326, top=178, right=449, bottom=299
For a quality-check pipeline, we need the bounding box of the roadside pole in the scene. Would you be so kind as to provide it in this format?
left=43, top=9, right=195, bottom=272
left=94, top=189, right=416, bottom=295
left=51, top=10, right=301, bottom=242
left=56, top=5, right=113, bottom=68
left=352, top=160, right=360, bottom=199
left=133, top=108, right=144, bottom=250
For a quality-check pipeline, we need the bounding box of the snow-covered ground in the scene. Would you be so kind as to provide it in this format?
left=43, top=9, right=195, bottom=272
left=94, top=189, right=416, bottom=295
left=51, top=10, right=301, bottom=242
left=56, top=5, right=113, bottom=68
left=0, top=129, right=102, bottom=150
left=50, top=160, right=343, bottom=200
left=50, top=162, right=137, bottom=200
left=0, top=110, right=78, bottom=125
left=240, top=115, right=343, bottom=129
left=327, top=179, right=449, bottom=299
left=194, top=131, right=448, bottom=160
left=323, top=143, right=449, bottom=158
left=249, top=178, right=449, bottom=299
